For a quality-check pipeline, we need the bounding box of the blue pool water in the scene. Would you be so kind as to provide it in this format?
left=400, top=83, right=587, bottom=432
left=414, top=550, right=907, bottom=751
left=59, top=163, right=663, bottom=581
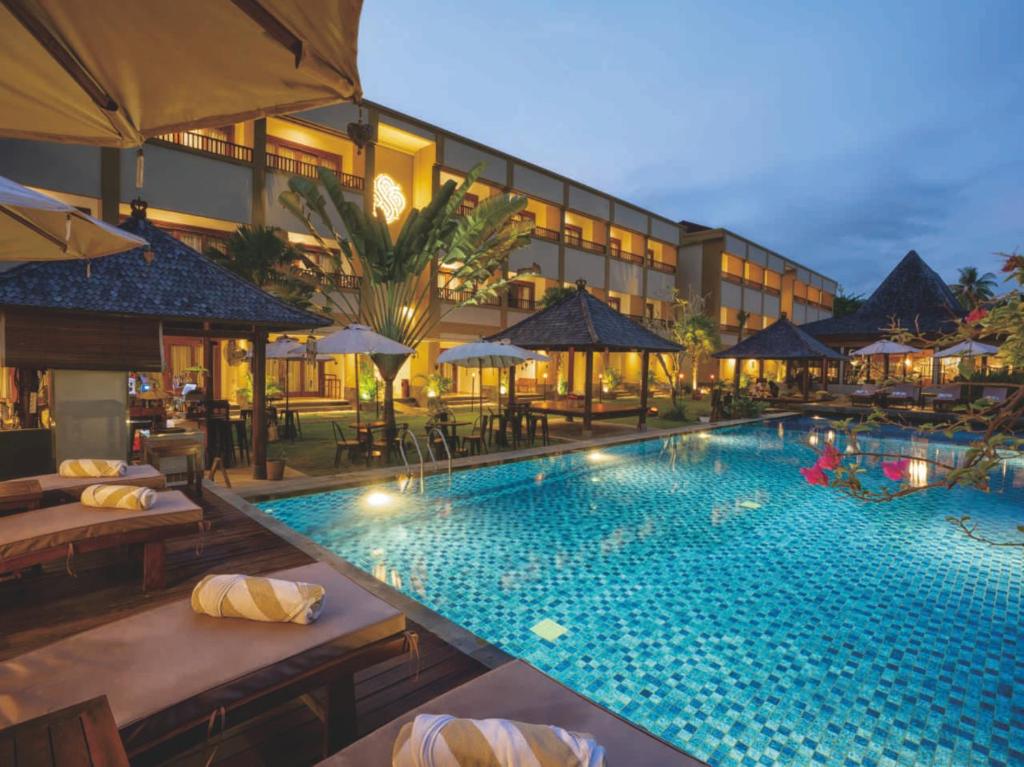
left=260, top=418, right=1024, bottom=766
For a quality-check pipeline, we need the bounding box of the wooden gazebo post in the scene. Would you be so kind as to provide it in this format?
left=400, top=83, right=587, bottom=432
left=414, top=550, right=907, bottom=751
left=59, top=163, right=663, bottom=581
left=821, top=356, right=829, bottom=391
left=583, top=349, right=594, bottom=436
left=639, top=350, right=650, bottom=431
left=732, top=357, right=742, bottom=392
left=251, top=331, right=268, bottom=480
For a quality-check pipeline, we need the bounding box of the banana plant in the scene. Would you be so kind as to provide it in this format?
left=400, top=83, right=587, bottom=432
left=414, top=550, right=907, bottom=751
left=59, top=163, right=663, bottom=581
left=280, top=161, right=533, bottom=436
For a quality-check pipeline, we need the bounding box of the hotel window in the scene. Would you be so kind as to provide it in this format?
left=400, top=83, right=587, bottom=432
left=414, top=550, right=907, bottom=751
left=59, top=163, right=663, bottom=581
left=508, top=281, right=535, bottom=310
left=721, top=253, right=744, bottom=283
left=821, top=292, right=835, bottom=309
left=720, top=306, right=741, bottom=330
left=763, top=269, right=782, bottom=294
left=807, top=285, right=823, bottom=306
left=607, top=296, right=621, bottom=312
left=457, top=192, right=479, bottom=217
left=744, top=261, right=764, bottom=287
left=793, top=280, right=808, bottom=303
left=645, top=302, right=656, bottom=320
left=609, top=238, right=622, bottom=257
left=564, top=224, right=583, bottom=248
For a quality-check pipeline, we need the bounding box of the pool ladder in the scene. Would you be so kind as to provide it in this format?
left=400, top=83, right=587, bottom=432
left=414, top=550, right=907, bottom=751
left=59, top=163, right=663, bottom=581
left=396, top=426, right=425, bottom=494
left=425, top=426, right=454, bottom=487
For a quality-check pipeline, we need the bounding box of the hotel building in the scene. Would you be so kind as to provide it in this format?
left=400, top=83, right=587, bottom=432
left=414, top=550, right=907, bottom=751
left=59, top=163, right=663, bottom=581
left=0, top=101, right=837, bottom=403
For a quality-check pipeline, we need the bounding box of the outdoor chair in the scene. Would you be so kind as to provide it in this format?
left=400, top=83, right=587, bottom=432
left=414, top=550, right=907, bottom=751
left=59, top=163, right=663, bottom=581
left=460, top=414, right=491, bottom=456
left=0, top=490, right=203, bottom=591
left=849, top=384, right=879, bottom=407
left=331, top=421, right=363, bottom=468
left=319, top=660, right=702, bottom=767
left=0, top=562, right=412, bottom=762
left=883, top=382, right=920, bottom=408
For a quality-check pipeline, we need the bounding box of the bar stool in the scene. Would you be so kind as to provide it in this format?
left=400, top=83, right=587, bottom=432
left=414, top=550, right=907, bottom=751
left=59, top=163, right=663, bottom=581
left=205, top=418, right=235, bottom=469
left=527, top=412, right=550, bottom=446
left=231, top=420, right=250, bottom=465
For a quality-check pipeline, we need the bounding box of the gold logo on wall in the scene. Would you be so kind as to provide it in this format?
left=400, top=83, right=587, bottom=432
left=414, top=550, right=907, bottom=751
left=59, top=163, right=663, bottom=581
left=373, top=174, right=406, bottom=223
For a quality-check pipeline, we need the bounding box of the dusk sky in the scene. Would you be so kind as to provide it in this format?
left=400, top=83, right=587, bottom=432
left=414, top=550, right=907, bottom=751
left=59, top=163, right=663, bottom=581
left=360, top=0, right=1022, bottom=296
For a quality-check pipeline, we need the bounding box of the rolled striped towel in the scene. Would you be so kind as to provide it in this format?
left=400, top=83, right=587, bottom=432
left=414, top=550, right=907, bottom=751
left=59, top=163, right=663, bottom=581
left=190, top=574, right=326, bottom=625
left=81, top=483, right=156, bottom=511
left=392, top=714, right=606, bottom=767
left=58, top=458, right=127, bottom=477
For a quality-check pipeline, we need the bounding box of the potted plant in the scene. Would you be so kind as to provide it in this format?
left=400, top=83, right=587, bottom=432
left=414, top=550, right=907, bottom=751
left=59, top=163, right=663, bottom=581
left=266, top=452, right=286, bottom=481
left=600, top=368, right=622, bottom=399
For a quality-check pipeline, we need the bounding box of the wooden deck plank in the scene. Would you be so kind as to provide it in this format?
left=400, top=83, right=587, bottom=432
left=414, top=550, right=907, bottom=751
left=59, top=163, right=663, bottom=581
left=0, top=487, right=488, bottom=765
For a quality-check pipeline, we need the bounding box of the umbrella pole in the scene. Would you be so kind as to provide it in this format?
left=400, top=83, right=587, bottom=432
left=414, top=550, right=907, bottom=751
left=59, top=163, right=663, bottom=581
left=479, top=361, right=483, bottom=420
left=354, top=353, right=361, bottom=432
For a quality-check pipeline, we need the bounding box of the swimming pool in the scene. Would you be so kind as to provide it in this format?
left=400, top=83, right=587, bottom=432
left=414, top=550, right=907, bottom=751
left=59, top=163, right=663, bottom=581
left=260, top=417, right=1023, bottom=766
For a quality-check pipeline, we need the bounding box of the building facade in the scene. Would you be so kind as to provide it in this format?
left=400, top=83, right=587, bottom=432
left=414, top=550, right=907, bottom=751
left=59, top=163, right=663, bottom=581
left=0, top=101, right=836, bottom=403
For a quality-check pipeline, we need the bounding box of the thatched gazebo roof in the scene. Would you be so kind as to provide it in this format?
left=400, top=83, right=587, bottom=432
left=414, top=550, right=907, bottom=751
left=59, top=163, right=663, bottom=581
left=802, top=250, right=963, bottom=342
left=714, top=316, right=847, bottom=361
left=486, top=280, right=681, bottom=352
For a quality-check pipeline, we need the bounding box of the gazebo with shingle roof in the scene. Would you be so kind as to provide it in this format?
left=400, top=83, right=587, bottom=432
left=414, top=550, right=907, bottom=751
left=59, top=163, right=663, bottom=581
left=486, top=280, right=681, bottom=432
left=714, top=315, right=848, bottom=399
left=0, top=202, right=330, bottom=478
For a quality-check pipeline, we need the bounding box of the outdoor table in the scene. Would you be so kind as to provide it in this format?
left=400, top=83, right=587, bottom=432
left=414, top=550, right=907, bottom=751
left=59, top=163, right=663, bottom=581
left=0, top=695, right=129, bottom=767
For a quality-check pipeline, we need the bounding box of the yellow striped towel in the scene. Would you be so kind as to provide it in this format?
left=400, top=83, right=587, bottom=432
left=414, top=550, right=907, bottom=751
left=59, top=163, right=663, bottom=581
left=190, top=574, right=326, bottom=625
left=392, top=714, right=606, bottom=767
left=81, top=483, right=156, bottom=511
left=58, top=458, right=127, bottom=477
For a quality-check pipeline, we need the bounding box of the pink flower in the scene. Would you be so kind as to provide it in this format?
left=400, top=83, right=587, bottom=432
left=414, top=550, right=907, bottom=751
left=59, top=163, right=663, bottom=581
left=882, top=458, right=910, bottom=482
left=965, top=307, right=988, bottom=324
left=816, top=444, right=841, bottom=471
left=800, top=464, right=829, bottom=486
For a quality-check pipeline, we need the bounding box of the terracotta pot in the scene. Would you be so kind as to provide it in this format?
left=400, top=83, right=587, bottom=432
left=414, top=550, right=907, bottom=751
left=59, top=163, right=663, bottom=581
left=266, top=458, right=286, bottom=481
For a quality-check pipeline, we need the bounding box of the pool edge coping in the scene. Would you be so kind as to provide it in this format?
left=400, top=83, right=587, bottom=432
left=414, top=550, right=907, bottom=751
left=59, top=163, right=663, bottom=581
left=236, top=411, right=799, bottom=503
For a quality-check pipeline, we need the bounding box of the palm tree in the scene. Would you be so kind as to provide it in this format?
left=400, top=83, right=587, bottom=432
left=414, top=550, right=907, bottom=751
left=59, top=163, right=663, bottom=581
left=280, top=162, right=531, bottom=435
left=539, top=285, right=576, bottom=308
left=833, top=289, right=865, bottom=318
left=950, top=266, right=997, bottom=309
left=206, top=225, right=315, bottom=310
left=736, top=309, right=750, bottom=342
left=654, top=290, right=720, bottom=408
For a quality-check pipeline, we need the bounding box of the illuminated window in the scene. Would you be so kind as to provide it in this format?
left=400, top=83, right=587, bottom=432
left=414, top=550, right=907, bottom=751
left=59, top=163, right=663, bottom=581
left=745, top=261, right=764, bottom=286
left=763, top=269, right=782, bottom=293
left=721, top=253, right=744, bottom=282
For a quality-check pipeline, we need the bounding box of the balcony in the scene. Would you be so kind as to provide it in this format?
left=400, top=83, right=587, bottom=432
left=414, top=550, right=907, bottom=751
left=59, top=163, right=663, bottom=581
left=438, top=286, right=502, bottom=306
left=531, top=225, right=560, bottom=242
left=609, top=243, right=645, bottom=265
left=266, top=152, right=364, bottom=191
left=155, top=130, right=252, bottom=163
left=647, top=259, right=676, bottom=274
left=507, top=294, right=536, bottom=310
left=296, top=269, right=361, bottom=290
left=564, top=232, right=605, bottom=255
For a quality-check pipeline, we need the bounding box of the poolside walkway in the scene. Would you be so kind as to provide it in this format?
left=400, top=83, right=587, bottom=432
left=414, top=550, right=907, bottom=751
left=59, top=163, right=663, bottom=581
left=0, top=488, right=487, bottom=766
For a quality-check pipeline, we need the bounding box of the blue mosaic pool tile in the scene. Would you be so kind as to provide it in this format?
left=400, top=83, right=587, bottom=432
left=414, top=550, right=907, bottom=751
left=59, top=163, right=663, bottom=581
left=261, top=418, right=1024, bottom=767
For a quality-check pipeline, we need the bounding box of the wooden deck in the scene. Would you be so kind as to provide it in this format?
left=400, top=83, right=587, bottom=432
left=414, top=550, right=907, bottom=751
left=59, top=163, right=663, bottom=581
left=0, top=490, right=488, bottom=765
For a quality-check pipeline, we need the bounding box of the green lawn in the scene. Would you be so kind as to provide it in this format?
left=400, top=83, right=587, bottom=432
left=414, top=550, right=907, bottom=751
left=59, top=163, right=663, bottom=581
left=268, top=396, right=713, bottom=476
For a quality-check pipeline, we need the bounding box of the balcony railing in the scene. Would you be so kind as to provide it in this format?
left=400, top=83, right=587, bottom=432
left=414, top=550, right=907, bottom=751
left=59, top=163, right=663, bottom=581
left=297, top=268, right=362, bottom=290
left=564, top=233, right=605, bottom=254
left=456, top=202, right=477, bottom=217
left=438, top=287, right=502, bottom=306
left=532, top=225, right=560, bottom=242
left=721, top=272, right=744, bottom=285
left=266, top=152, right=364, bottom=190
left=155, top=131, right=253, bottom=163
left=507, top=294, right=536, bottom=310
left=609, top=245, right=645, bottom=265
left=647, top=259, right=676, bottom=274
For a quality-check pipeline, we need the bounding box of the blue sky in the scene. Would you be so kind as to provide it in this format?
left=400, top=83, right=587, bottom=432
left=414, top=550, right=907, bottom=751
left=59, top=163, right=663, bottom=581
left=359, top=1, right=1022, bottom=295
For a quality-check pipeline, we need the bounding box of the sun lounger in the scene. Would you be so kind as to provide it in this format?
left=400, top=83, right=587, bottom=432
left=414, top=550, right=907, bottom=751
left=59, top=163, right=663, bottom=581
left=0, top=489, right=201, bottom=590
left=882, top=383, right=920, bottom=408
left=981, top=386, right=1009, bottom=405
left=0, top=562, right=410, bottom=761
left=0, top=464, right=166, bottom=512
left=928, top=384, right=962, bottom=411
left=319, top=659, right=705, bottom=766
left=849, top=384, right=879, bottom=406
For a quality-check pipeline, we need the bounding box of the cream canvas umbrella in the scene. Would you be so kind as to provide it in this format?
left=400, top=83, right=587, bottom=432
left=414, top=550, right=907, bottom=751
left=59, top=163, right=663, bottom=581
left=851, top=340, right=918, bottom=380
left=437, top=341, right=550, bottom=418
left=933, top=340, right=999, bottom=358
left=0, top=0, right=362, bottom=147
left=0, top=175, right=147, bottom=261
left=308, top=325, right=414, bottom=431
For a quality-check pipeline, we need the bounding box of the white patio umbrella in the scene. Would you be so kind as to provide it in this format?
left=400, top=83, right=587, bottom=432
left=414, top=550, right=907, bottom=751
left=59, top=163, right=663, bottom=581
left=933, top=340, right=999, bottom=358
left=438, top=341, right=550, bottom=417
left=850, top=340, right=918, bottom=381
left=0, top=175, right=147, bottom=262
left=307, top=325, right=414, bottom=431
left=264, top=336, right=304, bottom=416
